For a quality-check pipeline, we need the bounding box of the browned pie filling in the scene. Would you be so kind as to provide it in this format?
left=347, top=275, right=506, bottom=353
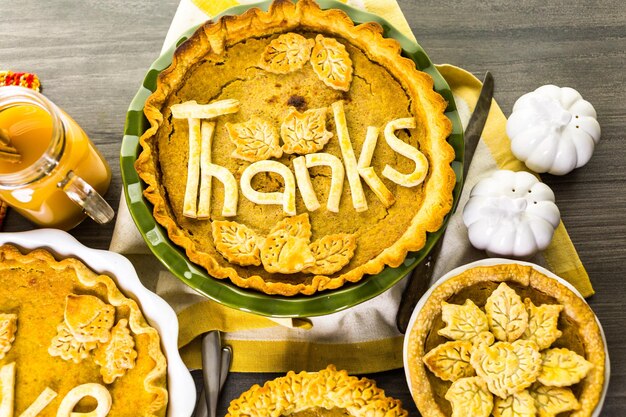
left=0, top=245, right=167, bottom=417
left=136, top=0, right=455, bottom=296
left=156, top=34, right=419, bottom=286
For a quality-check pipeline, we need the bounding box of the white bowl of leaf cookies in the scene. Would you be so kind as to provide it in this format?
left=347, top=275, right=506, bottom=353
left=0, top=229, right=195, bottom=417
left=403, top=258, right=609, bottom=417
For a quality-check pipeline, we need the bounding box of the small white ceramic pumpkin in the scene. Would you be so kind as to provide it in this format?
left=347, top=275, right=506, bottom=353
left=463, top=170, right=560, bottom=258
left=506, top=85, right=600, bottom=175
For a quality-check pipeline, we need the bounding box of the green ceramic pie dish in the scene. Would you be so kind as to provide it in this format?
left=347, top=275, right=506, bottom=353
left=120, top=0, right=464, bottom=318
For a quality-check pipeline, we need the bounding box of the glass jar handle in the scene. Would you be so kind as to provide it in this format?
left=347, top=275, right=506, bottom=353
left=58, top=171, right=114, bottom=224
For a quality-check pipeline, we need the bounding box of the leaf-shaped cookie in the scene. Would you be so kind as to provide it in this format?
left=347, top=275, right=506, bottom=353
left=94, top=319, right=138, bottom=384
left=471, top=340, right=542, bottom=399
left=423, top=340, right=474, bottom=382
left=529, top=384, right=581, bottom=417
left=522, top=299, right=563, bottom=350
left=0, top=313, right=16, bottom=360
left=48, top=322, right=98, bottom=363
left=445, top=376, right=494, bottom=417
left=260, top=214, right=316, bottom=274
left=439, top=299, right=489, bottom=342
left=310, top=34, right=353, bottom=91
left=259, top=33, right=315, bottom=74
left=212, top=220, right=261, bottom=266
left=492, top=390, right=537, bottom=417
left=485, top=283, right=529, bottom=342
left=226, top=117, right=282, bottom=162
left=537, top=348, right=593, bottom=387
left=303, top=234, right=356, bottom=275
left=64, top=294, right=115, bottom=343
left=281, top=107, right=333, bottom=155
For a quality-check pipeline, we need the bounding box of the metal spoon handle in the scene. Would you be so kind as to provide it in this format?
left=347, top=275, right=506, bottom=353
left=201, top=331, right=222, bottom=417
left=193, top=346, right=232, bottom=417
left=194, top=345, right=232, bottom=417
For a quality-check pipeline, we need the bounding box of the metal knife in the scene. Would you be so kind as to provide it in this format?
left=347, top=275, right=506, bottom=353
left=395, top=71, right=494, bottom=334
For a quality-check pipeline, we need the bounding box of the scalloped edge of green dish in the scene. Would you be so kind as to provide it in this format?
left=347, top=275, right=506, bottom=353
left=120, top=0, right=464, bottom=318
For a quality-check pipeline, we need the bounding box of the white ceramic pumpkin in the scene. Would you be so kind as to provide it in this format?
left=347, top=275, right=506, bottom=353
left=463, top=170, right=560, bottom=258
left=506, top=85, right=600, bottom=175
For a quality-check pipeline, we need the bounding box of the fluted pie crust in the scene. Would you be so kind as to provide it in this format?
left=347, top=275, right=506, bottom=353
left=226, top=365, right=408, bottom=416
left=0, top=245, right=167, bottom=417
left=135, top=0, right=455, bottom=295
left=406, top=263, right=605, bottom=417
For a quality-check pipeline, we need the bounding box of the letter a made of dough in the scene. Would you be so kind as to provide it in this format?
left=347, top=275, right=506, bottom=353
left=240, top=160, right=297, bottom=216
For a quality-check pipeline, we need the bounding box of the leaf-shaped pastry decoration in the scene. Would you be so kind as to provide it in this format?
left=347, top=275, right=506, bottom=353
left=445, top=376, right=494, bottom=417
left=212, top=220, right=261, bottom=266
left=423, top=340, right=475, bottom=382
left=260, top=214, right=316, bottom=274
left=522, top=299, right=563, bottom=350
left=529, top=385, right=581, bottom=417
left=64, top=294, right=115, bottom=344
left=473, top=331, right=496, bottom=350
left=439, top=299, right=489, bottom=342
left=259, top=33, right=315, bottom=74
left=226, top=117, right=283, bottom=162
left=281, top=107, right=333, bottom=155
left=470, top=340, right=542, bottom=399
left=0, top=313, right=17, bottom=360
left=269, top=213, right=312, bottom=241
left=485, top=283, right=529, bottom=342
left=260, top=235, right=315, bottom=274
left=310, top=34, right=353, bottom=91
left=492, top=390, right=537, bottom=417
left=94, top=319, right=138, bottom=384
left=48, top=322, right=98, bottom=363
left=303, top=234, right=356, bottom=275
left=537, top=348, right=593, bottom=387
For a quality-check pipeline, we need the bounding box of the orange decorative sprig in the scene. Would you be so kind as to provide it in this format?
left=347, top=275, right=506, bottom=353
left=0, top=71, right=41, bottom=91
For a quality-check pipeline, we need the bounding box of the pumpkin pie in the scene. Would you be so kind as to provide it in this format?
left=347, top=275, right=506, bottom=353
left=405, top=263, right=605, bottom=417
left=226, top=365, right=408, bottom=416
left=0, top=244, right=167, bottom=417
left=135, top=0, right=455, bottom=295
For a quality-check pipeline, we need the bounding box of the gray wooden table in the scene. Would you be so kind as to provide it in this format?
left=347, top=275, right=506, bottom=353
left=1, top=0, right=624, bottom=415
